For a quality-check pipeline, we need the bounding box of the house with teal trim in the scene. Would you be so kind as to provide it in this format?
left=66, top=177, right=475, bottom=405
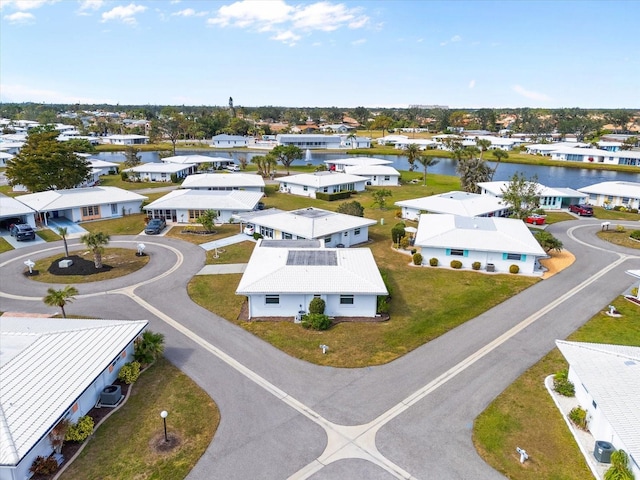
left=414, top=214, right=547, bottom=275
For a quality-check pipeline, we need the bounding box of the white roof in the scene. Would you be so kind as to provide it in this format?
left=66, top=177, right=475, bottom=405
left=15, top=187, right=147, bottom=212
left=395, top=191, right=507, bottom=217
left=325, top=157, right=393, bottom=167
left=181, top=173, right=265, bottom=189
left=235, top=207, right=376, bottom=239
left=556, top=340, right=640, bottom=464
left=144, top=189, right=263, bottom=211
left=88, top=159, right=119, bottom=168
left=477, top=181, right=586, bottom=199
left=0, top=152, right=14, bottom=160
left=236, top=242, right=387, bottom=295
left=415, top=214, right=547, bottom=256
left=549, top=147, right=609, bottom=156
left=343, top=165, right=400, bottom=176
left=0, top=194, right=36, bottom=218
left=103, top=134, right=148, bottom=140
left=124, top=163, right=194, bottom=174
left=578, top=181, right=640, bottom=198
left=0, top=316, right=148, bottom=466
left=161, top=155, right=229, bottom=165
left=277, top=171, right=368, bottom=188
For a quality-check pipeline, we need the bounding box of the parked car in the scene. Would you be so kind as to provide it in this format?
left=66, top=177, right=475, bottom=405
left=525, top=214, right=546, bottom=225
left=569, top=204, right=594, bottom=216
left=244, top=225, right=255, bottom=236
left=10, top=224, right=36, bottom=241
left=145, top=218, right=166, bottom=235
left=255, top=201, right=265, bottom=211
left=226, top=164, right=240, bottom=172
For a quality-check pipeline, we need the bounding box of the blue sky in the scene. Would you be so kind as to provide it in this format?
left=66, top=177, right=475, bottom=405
left=1, top=0, right=639, bottom=108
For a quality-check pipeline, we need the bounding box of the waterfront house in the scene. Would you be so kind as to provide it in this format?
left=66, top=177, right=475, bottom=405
left=181, top=173, right=265, bottom=192
left=395, top=191, right=509, bottom=221
left=277, top=172, right=368, bottom=198
left=123, top=162, right=195, bottom=182
left=478, top=181, right=587, bottom=210
left=101, top=134, right=148, bottom=145
left=211, top=134, right=251, bottom=148
left=276, top=134, right=342, bottom=150
left=578, top=181, right=640, bottom=210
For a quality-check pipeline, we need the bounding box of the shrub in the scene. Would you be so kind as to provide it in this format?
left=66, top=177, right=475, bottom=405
left=308, top=297, right=326, bottom=315
left=615, top=224, right=625, bottom=233
left=301, top=313, right=332, bottom=331
left=613, top=205, right=626, bottom=212
left=65, top=415, right=94, bottom=442
left=429, top=257, right=438, bottom=267
left=377, top=296, right=390, bottom=314
left=629, top=208, right=639, bottom=214
left=30, top=456, right=59, bottom=476
left=412, top=252, right=423, bottom=265
left=379, top=269, right=393, bottom=297
left=395, top=209, right=403, bottom=218
left=450, top=260, right=462, bottom=269
left=315, top=191, right=351, bottom=201
left=118, top=361, right=141, bottom=384
left=472, top=261, right=481, bottom=270
left=391, top=222, right=406, bottom=244
left=633, top=287, right=639, bottom=297
left=509, top=264, right=520, bottom=274
left=400, top=236, right=410, bottom=249
left=170, top=173, right=179, bottom=183
left=253, top=232, right=263, bottom=240
left=568, top=406, right=588, bottom=430
left=553, top=370, right=575, bottom=397
left=630, top=230, right=640, bottom=240
left=120, top=171, right=129, bottom=181
left=410, top=248, right=417, bottom=255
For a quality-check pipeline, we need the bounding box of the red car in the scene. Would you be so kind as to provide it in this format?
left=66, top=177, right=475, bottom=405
left=525, top=214, right=546, bottom=225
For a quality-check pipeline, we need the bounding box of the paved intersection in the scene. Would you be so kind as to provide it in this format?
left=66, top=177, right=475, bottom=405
left=1, top=220, right=638, bottom=479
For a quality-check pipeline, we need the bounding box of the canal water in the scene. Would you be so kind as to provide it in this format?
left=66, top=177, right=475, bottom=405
left=94, top=150, right=639, bottom=191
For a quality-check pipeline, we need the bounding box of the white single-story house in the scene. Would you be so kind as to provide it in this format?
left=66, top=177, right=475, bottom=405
left=377, top=134, right=409, bottom=146
left=236, top=240, right=388, bottom=319
left=15, top=186, right=147, bottom=225
left=395, top=191, right=509, bottom=221
left=343, top=136, right=371, bottom=149
left=319, top=124, right=354, bottom=133
left=0, top=142, right=24, bottom=155
left=211, top=134, right=251, bottom=148
left=0, top=151, right=14, bottom=167
left=277, top=171, right=369, bottom=198
left=394, top=138, right=438, bottom=150
left=0, top=194, right=37, bottom=228
left=525, top=142, right=589, bottom=156
left=233, top=207, right=377, bottom=247
left=161, top=154, right=232, bottom=170
left=0, top=316, right=148, bottom=480
left=101, top=134, right=149, bottom=145
left=343, top=165, right=400, bottom=186
left=578, top=181, right=640, bottom=210
left=556, top=340, right=640, bottom=479
left=181, top=173, right=265, bottom=192
left=123, top=163, right=195, bottom=182
left=325, top=157, right=392, bottom=172
left=276, top=134, right=342, bottom=150
left=88, top=158, right=119, bottom=175
left=144, top=189, right=264, bottom=224
left=477, top=181, right=587, bottom=210
left=548, top=147, right=640, bottom=166
left=414, top=214, right=547, bottom=275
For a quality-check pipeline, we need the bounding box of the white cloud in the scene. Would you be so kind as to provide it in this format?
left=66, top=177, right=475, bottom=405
left=0, top=83, right=113, bottom=104
left=512, top=85, right=551, bottom=102
left=172, top=8, right=207, bottom=17
left=351, top=38, right=366, bottom=46
left=3, top=10, right=34, bottom=23
left=78, top=0, right=103, bottom=11
left=101, top=3, right=147, bottom=25
left=208, top=0, right=369, bottom=45
left=0, top=0, right=57, bottom=11
left=469, top=79, right=475, bottom=89
left=440, top=34, right=462, bottom=46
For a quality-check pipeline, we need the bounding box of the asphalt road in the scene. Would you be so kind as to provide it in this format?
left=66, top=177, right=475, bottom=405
left=1, top=219, right=638, bottom=479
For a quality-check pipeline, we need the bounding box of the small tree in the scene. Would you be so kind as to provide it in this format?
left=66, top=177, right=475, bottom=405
left=336, top=200, right=364, bottom=217
left=605, top=450, right=634, bottom=480
left=501, top=172, right=541, bottom=219
left=372, top=188, right=392, bottom=210
left=57, top=226, right=69, bottom=257
left=405, top=143, right=421, bottom=171
left=134, top=330, right=165, bottom=366
left=271, top=145, right=303, bottom=175
left=416, top=155, right=440, bottom=186
left=535, top=231, right=564, bottom=253
left=80, top=231, right=110, bottom=269
left=43, top=285, right=78, bottom=318
left=308, top=297, right=326, bottom=314
left=123, top=147, right=142, bottom=168
left=197, top=209, right=218, bottom=232
left=391, top=222, right=406, bottom=246
left=48, top=419, right=70, bottom=454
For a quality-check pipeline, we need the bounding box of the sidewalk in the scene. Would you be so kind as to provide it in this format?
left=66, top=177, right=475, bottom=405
left=200, top=233, right=255, bottom=251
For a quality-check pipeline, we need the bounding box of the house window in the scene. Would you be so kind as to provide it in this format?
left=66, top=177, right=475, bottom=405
left=82, top=205, right=100, bottom=217
left=384, top=176, right=390, bottom=181
left=323, top=187, right=328, bottom=193
left=340, top=295, right=354, bottom=305
left=505, top=253, right=523, bottom=261
left=449, top=249, right=464, bottom=256
left=303, top=186, right=308, bottom=191
left=282, top=232, right=292, bottom=239
left=354, top=228, right=361, bottom=235
left=265, top=295, right=279, bottom=304
left=260, top=226, right=274, bottom=238
left=622, top=197, right=630, bottom=204
left=344, top=231, right=348, bottom=237
left=111, top=203, right=118, bottom=214
left=324, top=235, right=332, bottom=243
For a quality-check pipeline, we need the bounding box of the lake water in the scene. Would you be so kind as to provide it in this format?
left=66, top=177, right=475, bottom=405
left=94, top=150, right=639, bottom=191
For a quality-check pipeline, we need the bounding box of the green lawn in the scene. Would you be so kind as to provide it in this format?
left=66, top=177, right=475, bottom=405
left=36, top=229, right=61, bottom=242
left=59, top=357, right=218, bottom=480
left=0, top=237, right=13, bottom=253
left=473, top=297, right=640, bottom=480
left=597, top=228, right=640, bottom=249
left=98, top=174, right=178, bottom=191
left=593, top=206, right=640, bottom=221
left=81, top=214, right=147, bottom=235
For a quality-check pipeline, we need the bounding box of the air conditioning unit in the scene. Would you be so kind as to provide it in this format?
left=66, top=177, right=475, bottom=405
left=100, top=385, right=122, bottom=406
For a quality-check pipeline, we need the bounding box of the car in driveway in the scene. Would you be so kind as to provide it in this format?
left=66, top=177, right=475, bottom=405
left=10, top=224, right=36, bottom=241
left=145, top=218, right=166, bottom=235
left=569, top=204, right=594, bottom=216
left=525, top=214, right=546, bottom=225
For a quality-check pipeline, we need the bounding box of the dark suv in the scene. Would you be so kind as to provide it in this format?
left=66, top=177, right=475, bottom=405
left=145, top=218, right=166, bottom=235
left=10, top=224, right=36, bottom=241
left=569, top=204, right=594, bottom=216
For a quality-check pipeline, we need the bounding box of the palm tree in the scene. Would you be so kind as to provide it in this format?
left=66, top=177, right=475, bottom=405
left=43, top=285, right=78, bottom=318
left=56, top=226, right=69, bottom=257
left=476, top=138, right=492, bottom=159
left=346, top=133, right=357, bottom=149
left=490, top=149, right=509, bottom=180
left=456, top=158, right=493, bottom=193
left=80, top=232, right=110, bottom=269
left=405, top=143, right=421, bottom=171
left=134, top=330, right=165, bottom=366
left=416, top=155, right=440, bottom=186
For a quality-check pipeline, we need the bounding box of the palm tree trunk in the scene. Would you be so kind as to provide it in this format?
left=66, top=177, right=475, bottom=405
left=423, top=166, right=428, bottom=186
left=94, top=250, right=103, bottom=269
left=61, top=305, right=66, bottom=318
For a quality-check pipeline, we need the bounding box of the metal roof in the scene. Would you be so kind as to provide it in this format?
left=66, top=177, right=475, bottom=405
left=579, top=181, right=640, bottom=198
left=15, top=187, right=147, bottom=212
left=0, top=317, right=148, bottom=466
left=395, top=191, right=507, bottom=217
left=0, top=195, right=36, bottom=218
left=556, top=340, right=640, bottom=467
left=277, top=172, right=368, bottom=188
left=124, top=163, right=194, bottom=173
left=145, top=189, right=263, bottom=211
left=181, top=173, right=265, bottom=189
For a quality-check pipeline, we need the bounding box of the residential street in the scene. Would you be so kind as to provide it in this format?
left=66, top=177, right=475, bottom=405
left=1, top=219, right=638, bottom=479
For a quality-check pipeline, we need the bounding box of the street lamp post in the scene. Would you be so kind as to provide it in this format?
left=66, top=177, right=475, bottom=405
left=160, top=410, right=168, bottom=442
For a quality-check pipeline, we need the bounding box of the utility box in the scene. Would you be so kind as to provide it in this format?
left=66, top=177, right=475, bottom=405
left=100, top=385, right=122, bottom=406
left=486, top=263, right=495, bottom=272
left=58, top=259, right=73, bottom=268
left=593, top=440, right=614, bottom=463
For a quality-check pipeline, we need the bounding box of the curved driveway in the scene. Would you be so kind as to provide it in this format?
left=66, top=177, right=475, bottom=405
left=1, top=221, right=639, bottom=479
